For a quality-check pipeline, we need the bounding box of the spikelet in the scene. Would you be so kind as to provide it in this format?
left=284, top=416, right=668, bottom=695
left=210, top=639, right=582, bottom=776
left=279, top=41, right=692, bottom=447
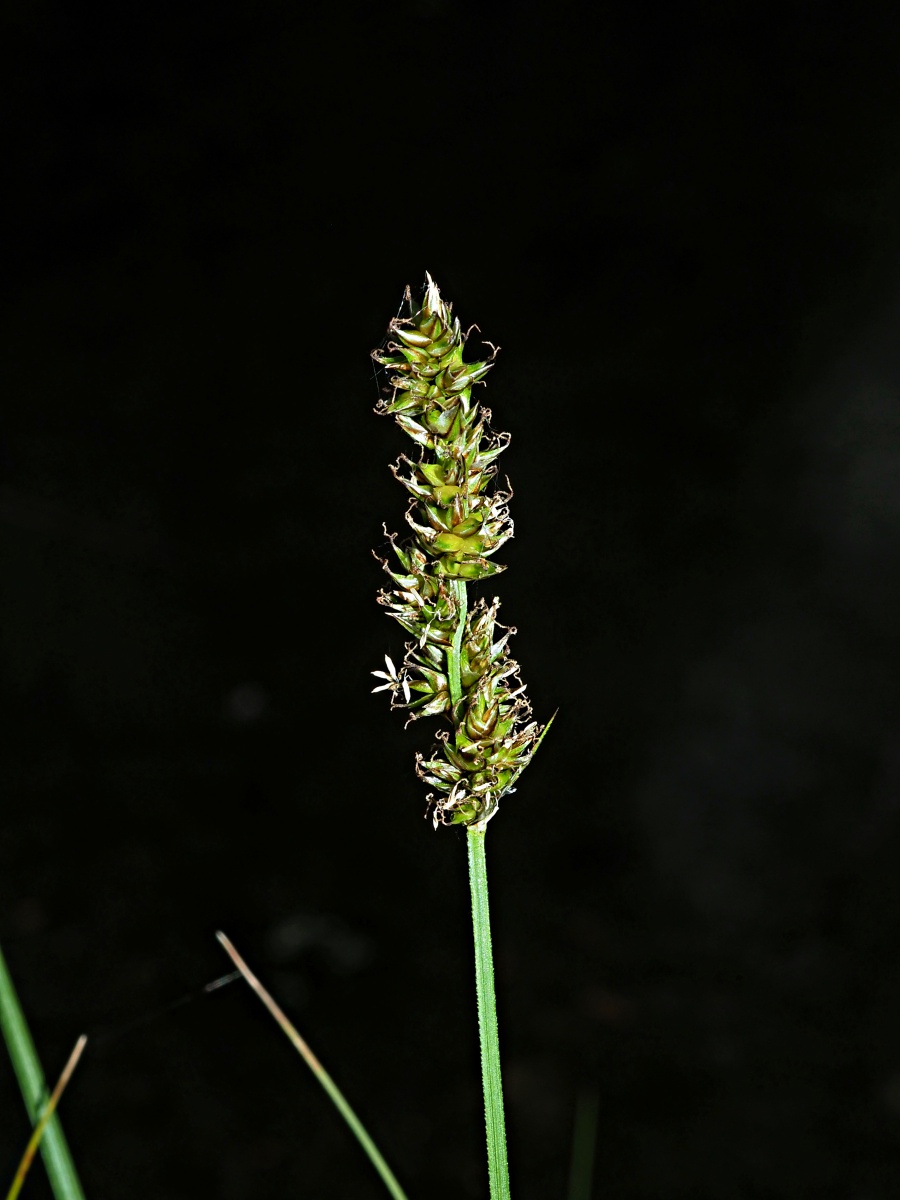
left=371, top=275, right=551, bottom=829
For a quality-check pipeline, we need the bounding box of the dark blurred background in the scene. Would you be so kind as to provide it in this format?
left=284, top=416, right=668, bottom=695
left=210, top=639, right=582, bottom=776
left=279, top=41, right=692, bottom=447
left=3, top=1, right=900, bottom=1196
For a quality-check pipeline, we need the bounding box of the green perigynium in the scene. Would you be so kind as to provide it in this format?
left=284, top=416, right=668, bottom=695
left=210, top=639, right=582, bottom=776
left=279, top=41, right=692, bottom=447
left=372, top=275, right=549, bottom=830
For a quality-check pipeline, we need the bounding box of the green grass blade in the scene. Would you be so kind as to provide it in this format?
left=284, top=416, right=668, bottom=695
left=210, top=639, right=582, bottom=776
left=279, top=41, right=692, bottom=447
left=0, top=942, right=87, bottom=1200
left=466, top=828, right=511, bottom=1200
left=216, top=932, right=410, bottom=1200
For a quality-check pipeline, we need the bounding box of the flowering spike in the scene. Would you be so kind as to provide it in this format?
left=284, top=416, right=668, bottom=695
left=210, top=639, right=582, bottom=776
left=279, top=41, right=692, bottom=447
left=371, top=277, right=550, bottom=828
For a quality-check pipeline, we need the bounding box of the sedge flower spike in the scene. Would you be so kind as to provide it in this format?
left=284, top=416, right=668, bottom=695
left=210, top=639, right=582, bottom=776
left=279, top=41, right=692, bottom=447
left=371, top=275, right=551, bottom=829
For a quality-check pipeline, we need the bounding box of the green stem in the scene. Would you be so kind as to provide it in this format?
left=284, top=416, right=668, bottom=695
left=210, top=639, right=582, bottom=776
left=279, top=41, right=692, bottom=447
left=0, top=943, right=86, bottom=1200
left=447, top=578, right=510, bottom=1197
left=467, top=828, right=511, bottom=1200
left=448, top=578, right=467, bottom=708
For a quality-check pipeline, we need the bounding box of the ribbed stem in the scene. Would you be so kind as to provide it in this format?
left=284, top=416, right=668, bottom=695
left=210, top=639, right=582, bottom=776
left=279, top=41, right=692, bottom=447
left=467, top=828, right=511, bottom=1200
left=448, top=578, right=467, bottom=708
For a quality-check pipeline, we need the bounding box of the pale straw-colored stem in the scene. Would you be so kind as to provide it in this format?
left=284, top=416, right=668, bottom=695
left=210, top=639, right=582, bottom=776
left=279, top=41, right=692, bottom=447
left=5, top=1036, right=87, bottom=1200
left=215, top=932, right=409, bottom=1200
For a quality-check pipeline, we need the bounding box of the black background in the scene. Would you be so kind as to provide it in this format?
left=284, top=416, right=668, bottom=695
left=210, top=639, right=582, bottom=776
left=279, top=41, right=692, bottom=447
left=3, top=1, right=900, bottom=1197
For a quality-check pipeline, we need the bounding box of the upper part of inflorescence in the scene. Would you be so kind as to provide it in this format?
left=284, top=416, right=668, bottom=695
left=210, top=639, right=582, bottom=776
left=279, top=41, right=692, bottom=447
left=372, top=274, right=512, bottom=583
